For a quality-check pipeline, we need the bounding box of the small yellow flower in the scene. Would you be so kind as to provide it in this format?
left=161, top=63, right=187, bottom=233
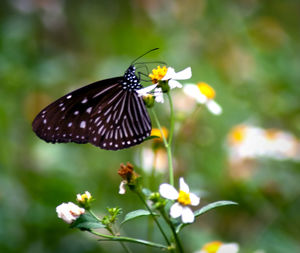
left=159, top=178, right=200, bottom=223
left=202, top=241, right=223, bottom=253
left=197, top=82, right=216, bottom=100
left=229, top=125, right=247, bottom=145
left=137, top=66, right=192, bottom=103
left=76, top=191, right=93, bottom=209
left=183, top=82, right=222, bottom=115
left=149, top=66, right=168, bottom=83
left=151, top=127, right=168, bottom=142
left=196, top=241, right=239, bottom=253
left=76, top=191, right=92, bottom=203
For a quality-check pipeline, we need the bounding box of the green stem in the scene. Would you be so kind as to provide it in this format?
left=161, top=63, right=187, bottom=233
left=134, top=189, right=171, bottom=246
left=160, top=210, right=184, bottom=253
left=151, top=109, right=174, bottom=186
left=167, top=92, right=175, bottom=146
left=88, top=210, right=132, bottom=253
left=89, top=230, right=169, bottom=250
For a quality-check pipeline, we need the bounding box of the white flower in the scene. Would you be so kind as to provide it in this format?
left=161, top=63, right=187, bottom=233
left=137, top=66, right=192, bottom=103
left=195, top=241, right=239, bottom=253
left=56, top=202, right=85, bottom=224
left=119, top=180, right=127, bottom=194
left=159, top=177, right=200, bottom=223
left=183, top=82, right=222, bottom=115
left=76, top=191, right=92, bottom=202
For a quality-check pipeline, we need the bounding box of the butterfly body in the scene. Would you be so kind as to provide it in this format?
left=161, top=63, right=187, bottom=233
left=32, top=65, right=152, bottom=150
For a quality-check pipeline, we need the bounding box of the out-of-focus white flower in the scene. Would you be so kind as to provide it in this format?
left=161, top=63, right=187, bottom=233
left=137, top=66, right=192, bottom=103
left=56, top=202, right=85, bottom=224
left=195, top=241, right=239, bottom=253
left=159, top=178, right=200, bottom=223
left=140, top=147, right=168, bottom=173
left=183, top=82, right=222, bottom=115
left=227, top=124, right=300, bottom=162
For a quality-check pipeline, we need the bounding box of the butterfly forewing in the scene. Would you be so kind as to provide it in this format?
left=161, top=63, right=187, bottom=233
left=32, top=68, right=151, bottom=150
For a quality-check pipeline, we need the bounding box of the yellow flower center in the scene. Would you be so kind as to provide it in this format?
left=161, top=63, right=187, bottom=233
left=151, top=127, right=168, bottom=142
left=81, top=193, right=90, bottom=201
left=197, top=82, right=216, bottom=99
left=149, top=66, right=168, bottom=84
left=229, top=125, right=246, bottom=145
left=177, top=190, right=191, bottom=205
left=264, top=129, right=279, bottom=140
left=201, top=241, right=223, bottom=253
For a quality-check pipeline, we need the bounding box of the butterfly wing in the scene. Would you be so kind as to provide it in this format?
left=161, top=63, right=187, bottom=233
left=32, top=77, right=151, bottom=150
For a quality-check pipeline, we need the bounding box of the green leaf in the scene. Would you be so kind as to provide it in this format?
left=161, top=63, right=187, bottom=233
left=176, top=200, right=238, bottom=233
left=144, top=135, right=160, bottom=141
left=70, top=213, right=105, bottom=230
left=121, top=209, right=158, bottom=225
left=194, top=200, right=238, bottom=217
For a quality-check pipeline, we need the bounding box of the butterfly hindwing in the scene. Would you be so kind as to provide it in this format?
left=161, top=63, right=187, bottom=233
left=88, top=90, right=151, bottom=150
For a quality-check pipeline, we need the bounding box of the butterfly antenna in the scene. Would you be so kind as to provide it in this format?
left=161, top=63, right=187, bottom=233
left=131, top=48, right=159, bottom=65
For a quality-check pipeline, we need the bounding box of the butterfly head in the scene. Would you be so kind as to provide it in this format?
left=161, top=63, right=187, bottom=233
left=122, top=65, right=142, bottom=92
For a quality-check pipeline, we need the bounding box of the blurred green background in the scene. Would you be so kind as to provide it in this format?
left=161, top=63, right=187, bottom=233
left=1, top=0, right=300, bottom=252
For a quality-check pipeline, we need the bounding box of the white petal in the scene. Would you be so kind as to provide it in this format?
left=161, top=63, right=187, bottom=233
left=179, top=177, right=189, bottom=193
left=119, top=180, right=127, bottom=194
left=154, top=88, right=164, bottom=103
left=162, top=67, right=176, bottom=80
left=159, top=183, right=179, bottom=200
left=206, top=100, right=222, bottom=115
left=189, top=193, right=200, bottom=206
left=168, top=79, right=183, bottom=89
left=136, top=84, right=157, bottom=96
left=163, top=67, right=192, bottom=81
left=217, top=243, right=239, bottom=253
left=170, top=202, right=183, bottom=218
left=56, top=202, right=84, bottom=224
left=183, top=84, right=207, bottom=104
left=181, top=206, right=195, bottom=223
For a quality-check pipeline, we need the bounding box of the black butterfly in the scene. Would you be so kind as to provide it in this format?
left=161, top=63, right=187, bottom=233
left=32, top=52, right=155, bottom=150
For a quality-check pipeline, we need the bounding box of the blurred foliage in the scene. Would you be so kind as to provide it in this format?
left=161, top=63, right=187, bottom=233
left=0, top=0, right=300, bottom=252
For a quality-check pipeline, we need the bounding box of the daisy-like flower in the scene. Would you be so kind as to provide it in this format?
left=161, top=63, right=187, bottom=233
left=159, top=177, right=200, bottom=223
left=137, top=66, right=192, bottom=103
left=76, top=191, right=92, bottom=203
left=195, top=241, right=239, bottom=253
left=183, top=82, right=222, bottom=115
left=76, top=191, right=93, bottom=209
left=56, top=202, right=85, bottom=224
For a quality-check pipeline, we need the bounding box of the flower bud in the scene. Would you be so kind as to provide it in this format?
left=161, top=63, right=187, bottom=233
left=56, top=202, right=85, bottom=224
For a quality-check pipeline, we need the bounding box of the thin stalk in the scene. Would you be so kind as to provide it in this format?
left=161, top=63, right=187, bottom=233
left=134, top=189, right=171, bottom=246
left=151, top=109, right=174, bottom=186
left=166, top=92, right=175, bottom=186
left=167, top=92, right=175, bottom=146
left=89, top=230, right=169, bottom=250
left=160, top=210, right=184, bottom=253
left=88, top=210, right=132, bottom=253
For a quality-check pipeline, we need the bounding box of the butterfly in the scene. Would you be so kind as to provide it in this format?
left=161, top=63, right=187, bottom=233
left=32, top=50, right=157, bottom=150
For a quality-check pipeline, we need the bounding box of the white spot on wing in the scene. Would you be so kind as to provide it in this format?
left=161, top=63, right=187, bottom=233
left=68, top=122, right=72, bottom=127
left=86, top=107, right=92, bottom=114
left=66, top=95, right=72, bottom=99
left=74, top=111, right=79, bottom=115
left=43, top=119, right=47, bottom=124
left=80, top=121, right=86, bottom=128
left=81, top=98, right=88, bottom=104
